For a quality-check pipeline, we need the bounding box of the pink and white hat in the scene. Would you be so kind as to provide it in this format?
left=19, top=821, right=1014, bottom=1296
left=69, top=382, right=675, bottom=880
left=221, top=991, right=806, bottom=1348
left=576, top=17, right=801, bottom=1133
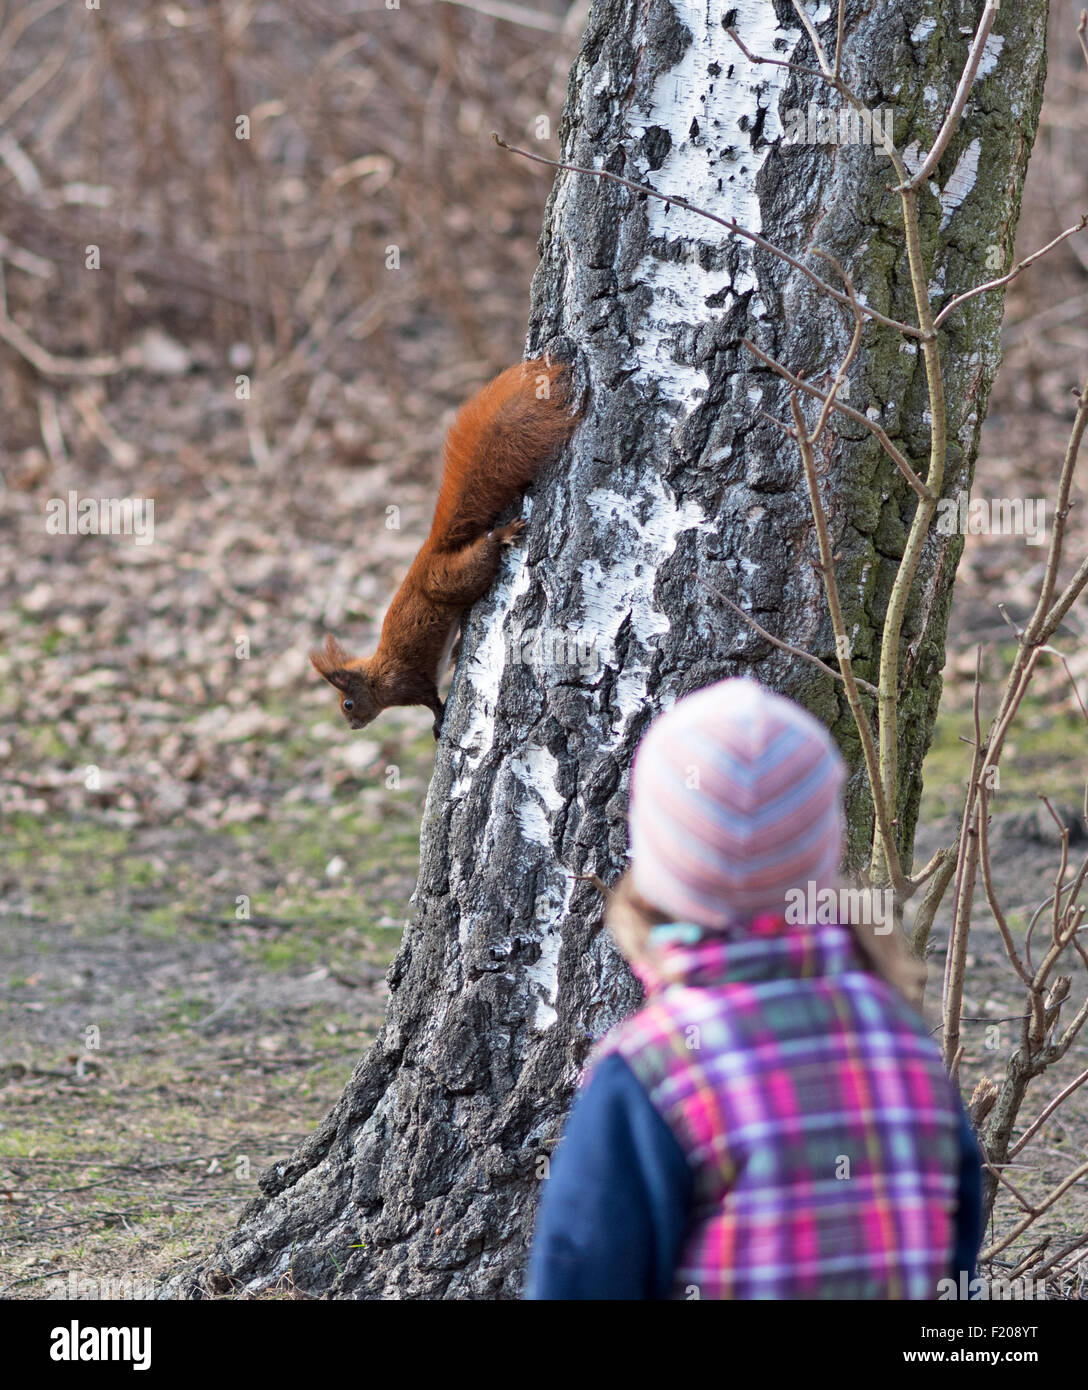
left=628, top=678, right=846, bottom=928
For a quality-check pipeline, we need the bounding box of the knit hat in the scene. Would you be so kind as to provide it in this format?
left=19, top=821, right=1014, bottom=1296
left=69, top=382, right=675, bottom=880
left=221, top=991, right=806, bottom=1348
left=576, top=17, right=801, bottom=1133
left=628, top=678, right=845, bottom=928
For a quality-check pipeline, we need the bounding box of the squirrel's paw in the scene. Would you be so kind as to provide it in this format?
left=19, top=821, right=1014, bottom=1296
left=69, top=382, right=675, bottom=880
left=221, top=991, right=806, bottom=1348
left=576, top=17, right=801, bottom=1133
left=494, top=518, right=526, bottom=547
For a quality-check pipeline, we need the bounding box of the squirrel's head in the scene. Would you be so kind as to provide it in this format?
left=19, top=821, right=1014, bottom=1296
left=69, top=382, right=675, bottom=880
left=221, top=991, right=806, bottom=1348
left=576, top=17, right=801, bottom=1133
left=310, top=634, right=380, bottom=730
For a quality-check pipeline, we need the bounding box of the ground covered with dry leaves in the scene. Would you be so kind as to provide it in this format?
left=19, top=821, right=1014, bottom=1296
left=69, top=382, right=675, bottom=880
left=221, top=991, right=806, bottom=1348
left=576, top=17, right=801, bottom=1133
left=0, top=372, right=445, bottom=1295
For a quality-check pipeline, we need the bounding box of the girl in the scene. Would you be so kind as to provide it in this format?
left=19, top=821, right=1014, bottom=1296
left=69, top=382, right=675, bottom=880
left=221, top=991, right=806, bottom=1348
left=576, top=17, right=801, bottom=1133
left=527, top=678, right=981, bottom=1300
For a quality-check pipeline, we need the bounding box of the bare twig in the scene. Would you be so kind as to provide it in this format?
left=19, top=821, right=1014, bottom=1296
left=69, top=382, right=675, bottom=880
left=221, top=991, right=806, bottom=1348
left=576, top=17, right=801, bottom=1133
left=492, top=135, right=923, bottom=338
left=981, top=1159, right=1088, bottom=1262
left=806, top=249, right=864, bottom=443
left=934, top=216, right=1088, bottom=329
left=978, top=783, right=1033, bottom=988
left=726, top=23, right=907, bottom=180
left=0, top=267, right=119, bottom=378
left=909, top=849, right=956, bottom=959
left=741, top=339, right=932, bottom=502
left=1009, top=1065, right=1088, bottom=1159
left=701, top=579, right=878, bottom=697
left=898, top=0, right=1000, bottom=191
left=725, top=26, right=838, bottom=87
left=790, top=0, right=832, bottom=75
left=790, top=392, right=906, bottom=898
left=437, top=0, right=566, bottom=32
left=943, top=647, right=988, bottom=1065
left=1031, top=381, right=1088, bottom=642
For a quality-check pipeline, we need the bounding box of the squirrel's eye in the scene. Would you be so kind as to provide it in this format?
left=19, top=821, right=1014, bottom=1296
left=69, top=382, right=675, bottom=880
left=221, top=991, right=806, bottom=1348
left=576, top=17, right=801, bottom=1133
left=343, top=699, right=354, bottom=712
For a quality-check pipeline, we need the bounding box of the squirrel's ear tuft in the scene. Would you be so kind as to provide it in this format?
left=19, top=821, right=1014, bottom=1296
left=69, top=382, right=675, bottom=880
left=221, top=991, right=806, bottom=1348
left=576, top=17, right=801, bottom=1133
left=310, top=634, right=354, bottom=689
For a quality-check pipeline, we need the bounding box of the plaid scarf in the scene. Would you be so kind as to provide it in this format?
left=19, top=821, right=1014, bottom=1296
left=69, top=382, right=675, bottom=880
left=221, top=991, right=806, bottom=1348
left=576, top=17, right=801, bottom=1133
left=596, top=916, right=962, bottom=1299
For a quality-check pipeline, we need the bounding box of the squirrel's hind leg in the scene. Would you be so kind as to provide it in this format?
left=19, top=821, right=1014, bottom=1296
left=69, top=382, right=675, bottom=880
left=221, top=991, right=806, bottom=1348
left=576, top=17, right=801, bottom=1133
left=425, top=525, right=527, bottom=608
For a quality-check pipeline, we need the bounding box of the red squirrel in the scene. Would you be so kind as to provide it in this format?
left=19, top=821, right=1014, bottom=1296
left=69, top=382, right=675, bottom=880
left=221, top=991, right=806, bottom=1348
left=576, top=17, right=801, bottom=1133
left=311, top=358, right=577, bottom=738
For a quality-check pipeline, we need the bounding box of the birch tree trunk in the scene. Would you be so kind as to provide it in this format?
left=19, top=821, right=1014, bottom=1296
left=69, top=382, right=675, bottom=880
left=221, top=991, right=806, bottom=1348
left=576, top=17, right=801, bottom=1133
left=164, top=0, right=1047, bottom=1299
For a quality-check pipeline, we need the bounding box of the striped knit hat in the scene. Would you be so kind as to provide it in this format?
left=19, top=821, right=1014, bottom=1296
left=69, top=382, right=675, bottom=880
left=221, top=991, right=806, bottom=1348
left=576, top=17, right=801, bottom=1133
left=628, top=678, right=845, bottom=928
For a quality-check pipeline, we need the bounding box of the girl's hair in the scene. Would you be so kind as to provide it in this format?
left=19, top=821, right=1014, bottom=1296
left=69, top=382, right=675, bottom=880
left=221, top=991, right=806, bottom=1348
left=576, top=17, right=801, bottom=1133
left=605, top=870, right=926, bottom=1006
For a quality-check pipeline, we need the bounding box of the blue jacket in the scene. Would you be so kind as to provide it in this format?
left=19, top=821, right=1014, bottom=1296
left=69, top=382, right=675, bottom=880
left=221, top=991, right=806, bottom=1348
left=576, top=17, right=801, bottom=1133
left=527, top=1053, right=983, bottom=1300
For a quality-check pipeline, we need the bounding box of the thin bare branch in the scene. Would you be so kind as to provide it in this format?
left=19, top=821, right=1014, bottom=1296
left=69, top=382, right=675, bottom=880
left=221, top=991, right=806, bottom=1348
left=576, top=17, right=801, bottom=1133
left=0, top=267, right=119, bottom=378
left=1009, top=1065, right=1088, bottom=1159
left=863, top=94, right=950, bottom=888
left=943, top=647, right=987, bottom=1065
left=725, top=26, right=907, bottom=181
left=899, top=0, right=1000, bottom=191
left=701, top=579, right=878, bottom=696
left=807, top=249, right=865, bottom=443
left=909, top=848, right=956, bottom=958
left=437, top=0, right=565, bottom=31
left=725, top=26, right=831, bottom=86
left=1053, top=988, right=1088, bottom=1063
left=790, top=392, right=906, bottom=898
left=981, top=1159, right=1088, bottom=1262
left=978, top=783, right=1032, bottom=987
left=1031, top=380, right=1088, bottom=642
left=983, top=1156, right=1036, bottom=1214
left=741, top=339, right=933, bottom=501
left=911, top=847, right=948, bottom=890
left=492, top=135, right=924, bottom=338
left=790, top=0, right=832, bottom=75
left=934, top=217, right=1088, bottom=329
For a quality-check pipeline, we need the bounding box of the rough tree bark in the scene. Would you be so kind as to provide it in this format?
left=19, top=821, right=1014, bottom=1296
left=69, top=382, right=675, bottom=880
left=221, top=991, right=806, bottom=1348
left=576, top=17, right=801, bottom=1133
left=164, top=0, right=1047, bottom=1299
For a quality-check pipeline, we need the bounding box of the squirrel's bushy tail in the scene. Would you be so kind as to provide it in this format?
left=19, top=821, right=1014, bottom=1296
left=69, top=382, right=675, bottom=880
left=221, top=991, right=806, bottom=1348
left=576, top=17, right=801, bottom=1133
left=430, top=358, right=576, bottom=552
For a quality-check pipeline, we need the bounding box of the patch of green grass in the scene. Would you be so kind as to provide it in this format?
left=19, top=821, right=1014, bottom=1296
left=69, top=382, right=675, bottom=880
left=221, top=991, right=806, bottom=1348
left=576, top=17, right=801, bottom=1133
left=920, top=679, right=1088, bottom=824
left=162, top=992, right=213, bottom=1024
left=0, top=693, right=434, bottom=1297
left=255, top=938, right=310, bottom=970
left=124, top=859, right=161, bottom=887
left=0, top=1127, right=114, bottom=1163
